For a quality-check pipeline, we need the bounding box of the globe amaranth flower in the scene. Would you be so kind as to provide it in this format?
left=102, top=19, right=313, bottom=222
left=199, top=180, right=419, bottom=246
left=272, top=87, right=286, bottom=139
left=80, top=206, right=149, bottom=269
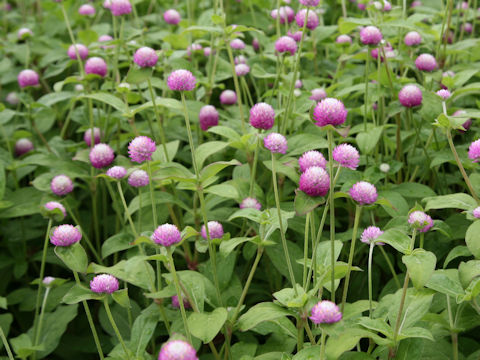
left=84, top=127, right=102, bottom=146
left=404, top=31, right=422, bottom=46
left=240, top=197, right=262, bottom=210
left=201, top=221, right=224, bottom=240
left=85, top=57, right=108, bottom=77
left=408, top=211, right=433, bottom=232
left=436, top=89, right=451, bottom=100
left=468, top=139, right=480, bottom=162
left=186, top=44, right=202, bottom=57
left=309, top=88, right=327, bottom=101
left=43, top=276, right=56, bottom=286
left=235, top=63, right=250, bottom=76
left=463, top=22, right=473, bottom=33
left=452, top=110, right=472, bottom=133
left=78, top=4, right=95, bottom=15
left=250, top=103, right=275, bottom=130
left=230, top=38, right=245, bottom=50
left=128, top=169, right=149, bottom=187
left=133, top=47, right=158, bottom=68
left=50, top=224, right=82, bottom=246
left=17, top=28, right=33, bottom=39
left=299, top=0, right=319, bottom=6
left=164, top=9, right=181, bottom=24
left=128, top=136, right=156, bottom=163
left=398, top=84, right=422, bottom=107
left=110, top=0, right=132, bottom=15
left=152, top=224, right=182, bottom=246
left=51, top=175, right=74, bottom=196
left=44, top=201, right=67, bottom=219
left=309, top=300, right=342, bottom=324
left=349, top=181, right=378, bottom=205
left=271, top=6, right=295, bottom=24
left=360, top=226, right=384, bottom=245
left=15, top=138, right=34, bottom=156
left=379, top=163, right=390, bottom=173
left=172, top=294, right=191, bottom=309
left=220, top=90, right=237, bottom=105
left=473, top=207, right=480, bottom=219
left=252, top=38, right=260, bottom=51
left=18, top=69, right=39, bottom=88
left=158, top=340, right=198, bottom=360
left=313, top=98, right=347, bottom=127
left=167, top=69, right=196, bottom=91
left=99, top=34, right=114, bottom=49
left=106, top=166, right=127, bottom=179
left=298, top=150, right=327, bottom=172
left=199, top=105, right=219, bottom=131
left=359, top=26, right=382, bottom=45
left=90, top=274, right=119, bottom=294
left=415, top=53, right=437, bottom=72
left=6, top=92, right=19, bottom=105
left=299, top=166, right=330, bottom=197
left=336, top=34, right=352, bottom=44
left=288, top=30, right=302, bottom=43
left=275, top=36, right=297, bottom=55
left=235, top=55, right=247, bottom=65
left=89, top=143, right=115, bottom=168
left=295, top=9, right=319, bottom=30
left=264, top=133, right=287, bottom=154
left=332, top=143, right=360, bottom=170
left=68, top=44, right=89, bottom=60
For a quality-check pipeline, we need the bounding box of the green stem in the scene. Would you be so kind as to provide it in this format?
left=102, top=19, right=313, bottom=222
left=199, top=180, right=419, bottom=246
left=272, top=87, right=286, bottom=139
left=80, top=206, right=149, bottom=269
left=368, top=242, right=375, bottom=318
left=103, top=298, right=130, bottom=359
left=364, top=51, right=370, bottom=132
left=320, top=329, right=326, bottom=360
left=147, top=78, right=169, bottom=159
left=327, top=130, right=336, bottom=301
left=147, top=161, right=158, bottom=228
left=303, top=213, right=311, bottom=288
left=224, top=38, right=246, bottom=133
left=305, top=321, right=316, bottom=345
left=379, top=246, right=401, bottom=289
left=61, top=3, right=84, bottom=76
left=116, top=181, right=138, bottom=238
left=249, top=131, right=261, bottom=197
left=33, top=288, right=50, bottom=354
left=0, top=325, right=14, bottom=360
left=446, top=295, right=459, bottom=360
left=391, top=272, right=409, bottom=352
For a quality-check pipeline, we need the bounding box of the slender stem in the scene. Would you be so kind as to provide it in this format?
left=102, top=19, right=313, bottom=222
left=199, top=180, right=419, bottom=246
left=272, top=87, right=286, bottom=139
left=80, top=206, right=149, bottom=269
left=320, top=329, right=326, bottom=360
left=249, top=131, right=261, bottom=197
left=303, top=213, right=311, bottom=288
left=297, top=319, right=304, bottom=352
left=446, top=295, right=459, bottom=360
left=61, top=3, right=84, bottom=76
left=392, top=272, right=410, bottom=351
left=0, top=325, right=14, bottom=360
left=147, top=161, right=158, bottom=228
left=34, top=287, right=50, bottom=354
left=103, top=298, right=130, bottom=359
left=116, top=182, right=138, bottom=238
left=327, top=130, right=336, bottom=301
left=364, top=49, right=370, bottom=132
left=368, top=242, right=375, bottom=318
left=305, top=321, right=316, bottom=345
left=224, top=39, right=246, bottom=133
left=147, top=78, right=169, bottom=160
left=379, top=246, right=401, bottom=289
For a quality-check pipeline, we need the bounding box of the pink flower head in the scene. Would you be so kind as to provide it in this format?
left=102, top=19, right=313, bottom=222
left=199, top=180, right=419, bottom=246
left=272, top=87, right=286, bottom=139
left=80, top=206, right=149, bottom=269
left=18, top=69, right=39, bottom=88
left=469, top=139, right=480, bottom=162
left=230, top=38, right=245, bottom=50
left=359, top=26, right=382, bottom=45
left=240, top=197, right=262, bottom=210
left=235, top=55, right=247, bottom=65
left=275, top=36, right=297, bottom=55
left=309, top=88, right=327, bottom=101
left=110, top=0, right=132, bottom=15
left=299, top=166, right=330, bottom=197
left=203, top=47, right=213, bottom=57
left=411, top=0, right=422, bottom=7
left=68, top=44, right=89, bottom=60
left=462, top=22, right=473, bottom=33
left=6, top=92, right=19, bottom=105
left=252, top=38, right=260, bottom=51
left=15, top=138, right=34, bottom=156
left=415, top=53, right=437, bottom=72
left=84, top=127, right=102, bottom=146
left=51, top=175, right=74, bottom=196
left=398, top=84, right=422, bottom=107
left=103, top=0, right=112, bottom=9
left=199, top=105, right=219, bottom=131
left=152, top=224, right=182, bottom=246
left=90, top=274, right=119, bottom=294
left=309, top=300, right=342, bottom=324
left=201, top=221, right=224, bottom=240
left=235, top=63, right=250, bottom=76
left=98, top=35, right=114, bottom=49
left=295, top=9, right=319, bottom=30
left=349, top=181, right=378, bottom=205
left=271, top=6, right=295, bottom=24
left=44, top=201, right=67, bottom=220
left=171, top=294, right=191, bottom=309
left=473, top=207, right=480, bottom=219
left=332, top=143, right=360, bottom=170
left=78, top=4, right=95, bottom=15
left=128, top=170, right=149, bottom=187
left=299, top=0, right=319, bottom=6
left=128, top=136, right=156, bottom=163
left=186, top=44, right=202, bottom=57
left=264, top=133, right=287, bottom=154
left=313, top=98, right=347, bottom=127
left=404, top=31, right=422, bottom=46
left=336, top=34, right=352, bottom=44
left=360, top=226, right=384, bottom=245
left=17, top=28, right=33, bottom=39
left=167, top=69, right=196, bottom=91
left=288, top=30, right=303, bottom=43
left=408, top=211, right=433, bottom=232
left=89, top=143, right=114, bottom=169
left=436, top=89, right=451, bottom=100
left=220, top=90, right=237, bottom=105
left=164, top=9, right=181, bottom=25
left=50, top=224, right=82, bottom=246
left=43, top=277, right=55, bottom=286
left=158, top=340, right=198, bottom=360
left=295, top=80, right=302, bottom=88
left=106, top=166, right=127, bottom=179
left=133, top=47, right=158, bottom=68
left=250, top=103, right=275, bottom=130
left=298, top=150, right=326, bottom=172
left=85, top=57, right=108, bottom=77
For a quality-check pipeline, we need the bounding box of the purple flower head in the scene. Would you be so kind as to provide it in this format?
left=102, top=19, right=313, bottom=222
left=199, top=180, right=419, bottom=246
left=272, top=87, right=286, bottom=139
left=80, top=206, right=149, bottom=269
left=436, top=89, right=451, bottom=100
left=103, top=0, right=112, bottom=9
left=164, top=9, right=181, bottom=25
left=299, top=166, right=330, bottom=197
left=158, top=340, right=198, bottom=360
left=6, top=92, right=19, bottom=105
left=235, top=55, right=247, bottom=65
left=398, top=84, right=422, bottom=107
left=43, top=277, right=55, bottom=286
left=271, top=6, right=295, bottom=24
left=295, top=9, right=319, bottom=30
left=68, top=44, right=89, bottom=60
left=313, top=98, right=347, bottom=127
left=299, top=0, right=319, bottom=6
left=17, top=28, right=33, bottom=39
left=309, top=88, right=327, bottom=101
left=203, top=47, right=213, bottom=57
left=240, top=197, right=262, bottom=210
left=336, top=34, right=352, bottom=44
left=333, top=143, right=360, bottom=170
left=128, top=136, right=156, bottom=163
left=15, top=138, right=34, bottom=156
left=201, top=221, right=224, bottom=240
left=250, top=103, right=275, bottom=130
left=50, top=224, right=81, bottom=246
left=220, top=90, right=237, bottom=105
left=89, top=143, right=115, bottom=169
left=349, top=181, right=378, bottom=205
left=106, top=166, right=127, bottom=179
left=18, top=69, right=39, bottom=88
left=404, top=31, right=422, bottom=46
left=85, top=57, right=108, bottom=77
left=411, top=0, right=422, bottom=7
left=90, top=274, right=119, bottom=294
left=128, top=170, right=149, bottom=187
left=186, top=44, right=203, bottom=57
left=359, top=26, right=382, bottom=45
left=133, top=47, right=158, bottom=68
left=309, top=300, right=342, bottom=324
left=469, top=139, right=480, bottom=162
left=84, top=127, right=102, bottom=146
left=288, top=30, right=302, bottom=43
left=252, top=38, right=260, bottom=51
left=110, top=0, right=132, bottom=15
left=473, top=206, right=480, bottom=219
left=230, top=38, right=245, bottom=50
left=51, top=175, right=74, bottom=196
left=99, top=34, right=114, bottom=49
left=408, top=211, right=433, bottom=232
left=44, top=201, right=67, bottom=220
left=152, top=224, right=182, bottom=246
left=235, top=63, right=250, bottom=76
left=295, top=80, right=302, bottom=88
left=199, top=105, right=219, bottom=131
left=298, top=150, right=326, bottom=172
left=463, top=22, right=473, bottom=33
left=171, top=294, right=191, bottom=309
left=78, top=4, right=95, bottom=15
left=167, top=69, right=196, bottom=91
left=275, top=36, right=297, bottom=55
left=264, top=133, right=287, bottom=154
left=415, top=53, right=437, bottom=72
left=360, top=226, right=384, bottom=245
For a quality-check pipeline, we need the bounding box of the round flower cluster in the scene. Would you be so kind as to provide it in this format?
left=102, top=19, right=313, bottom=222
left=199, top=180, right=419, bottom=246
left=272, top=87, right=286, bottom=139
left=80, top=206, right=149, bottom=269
left=158, top=340, right=198, bottom=360
left=50, top=225, right=82, bottom=246
left=309, top=300, right=342, bottom=324
left=349, top=181, right=378, bottom=205
left=15, top=138, right=34, bottom=156
left=408, top=211, right=433, bottom=232
left=298, top=151, right=326, bottom=172
left=128, top=136, right=156, bottom=163
left=171, top=295, right=191, bottom=309
left=220, top=90, right=237, bottom=105
left=152, top=224, right=182, bottom=246
left=264, top=133, right=287, bottom=154
left=201, top=221, right=224, bottom=240
left=313, top=98, right=347, bottom=127
left=84, top=128, right=102, bottom=146
left=240, top=197, right=262, bottom=210
left=106, top=166, right=127, bottom=179
left=85, top=57, right=108, bottom=77
left=51, top=175, right=74, bottom=196
left=250, top=103, right=275, bottom=130
left=67, top=44, right=89, bottom=60
left=275, top=36, right=297, bottom=55
left=199, top=105, right=219, bottom=131
left=133, top=47, right=158, bottom=68
left=359, top=26, right=382, bottom=45
left=89, top=144, right=115, bottom=168
left=90, top=274, right=119, bottom=294
left=164, top=9, right=181, bottom=25
left=128, top=170, right=149, bottom=187
left=360, top=226, right=384, bottom=245
left=167, top=70, right=196, bottom=91
left=299, top=166, right=330, bottom=197
left=18, top=69, right=39, bottom=88
left=333, top=144, right=360, bottom=170
left=44, top=201, right=67, bottom=219
left=295, top=9, right=319, bottom=30
left=398, top=84, right=422, bottom=107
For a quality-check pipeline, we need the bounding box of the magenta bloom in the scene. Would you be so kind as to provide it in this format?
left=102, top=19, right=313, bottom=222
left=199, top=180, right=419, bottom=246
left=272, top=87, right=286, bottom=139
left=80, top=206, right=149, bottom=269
left=235, top=63, right=250, bottom=76
left=271, top=6, right=295, bottom=24
left=15, top=138, right=34, bottom=156
left=275, top=36, right=297, bottom=55
left=468, top=139, right=480, bottom=162
left=220, top=90, right=237, bottom=105
left=288, top=30, right=302, bottom=43
left=309, top=88, right=327, bottom=101
left=349, top=181, right=378, bottom=205
left=152, top=224, right=182, bottom=246
left=44, top=201, right=67, bottom=220
left=336, top=34, right=352, bottom=44
left=128, top=136, right=156, bottom=163
left=332, top=144, right=360, bottom=170
left=359, top=26, right=382, bottom=45
left=164, top=9, right=181, bottom=24
left=171, top=295, right=191, bottom=309
left=78, top=4, right=95, bottom=15
left=408, top=211, right=433, bottom=232
left=67, top=44, right=89, bottom=60
left=17, top=28, right=33, bottom=39
left=128, top=170, right=149, bottom=187
left=404, top=31, right=422, bottom=46
left=84, top=127, right=102, bottom=146
left=313, top=98, right=347, bottom=127
left=234, top=55, right=247, bottom=65
left=50, top=225, right=82, bottom=246
left=98, top=35, right=114, bottom=49
left=298, top=151, right=326, bottom=172
left=186, top=44, right=202, bottom=57
left=85, top=57, right=108, bottom=77
left=415, top=54, right=437, bottom=72
left=299, top=0, right=319, bottom=6
left=158, top=340, right=198, bottom=360
left=230, top=38, right=245, bottom=50
left=201, top=221, right=224, bottom=240
left=240, top=197, right=262, bottom=210
left=299, top=166, right=330, bottom=197
left=250, top=103, right=275, bottom=130
left=90, top=274, right=119, bottom=294
left=6, top=92, right=19, bottom=105
left=398, top=84, right=422, bottom=107
left=110, top=0, right=132, bottom=15
left=436, top=89, right=451, bottom=100
left=133, top=47, right=158, bottom=68
left=473, top=207, right=480, bottom=219
left=167, top=69, right=196, bottom=91
left=18, top=69, right=39, bottom=88
left=199, top=105, right=219, bottom=131
left=463, top=22, right=473, bottom=33
left=252, top=38, right=260, bottom=51
left=309, top=300, right=342, bottom=324
left=106, top=166, right=127, bottom=179
left=203, top=47, right=213, bottom=57
left=89, top=144, right=114, bottom=169
left=360, top=226, right=384, bottom=245
left=51, top=175, right=74, bottom=196
left=264, top=133, right=287, bottom=154
left=295, top=9, right=319, bottom=30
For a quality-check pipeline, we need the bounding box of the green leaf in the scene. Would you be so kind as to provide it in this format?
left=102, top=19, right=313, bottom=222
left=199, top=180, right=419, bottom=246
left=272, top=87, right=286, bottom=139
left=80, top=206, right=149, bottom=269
left=80, top=93, right=127, bottom=114
left=37, top=91, right=74, bottom=107
left=129, top=306, right=158, bottom=357
left=78, top=29, right=98, bottom=45
left=357, top=317, right=393, bottom=338
left=293, top=346, right=322, bottom=359
left=424, top=193, right=477, bottom=211
left=294, top=190, right=326, bottom=216
left=130, top=97, right=183, bottom=116
left=402, top=250, right=437, bottom=289
left=392, top=183, right=436, bottom=198
left=425, top=270, right=464, bottom=297
left=220, top=237, right=258, bottom=256
left=200, top=160, right=241, bottom=182
left=466, top=221, right=480, bottom=259
left=54, top=242, right=88, bottom=273
left=195, top=141, right=228, bottom=168
left=205, top=183, right=239, bottom=199
left=62, top=284, right=105, bottom=304
left=101, top=232, right=134, bottom=258
left=125, top=67, right=153, bottom=84
left=188, top=308, right=228, bottom=343
left=237, top=302, right=294, bottom=332
left=376, top=229, right=411, bottom=254
left=112, top=289, right=131, bottom=308
left=228, top=208, right=263, bottom=222
left=443, top=245, right=471, bottom=268
left=398, top=327, right=434, bottom=341
left=356, top=126, right=383, bottom=154
left=458, top=260, right=480, bottom=288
